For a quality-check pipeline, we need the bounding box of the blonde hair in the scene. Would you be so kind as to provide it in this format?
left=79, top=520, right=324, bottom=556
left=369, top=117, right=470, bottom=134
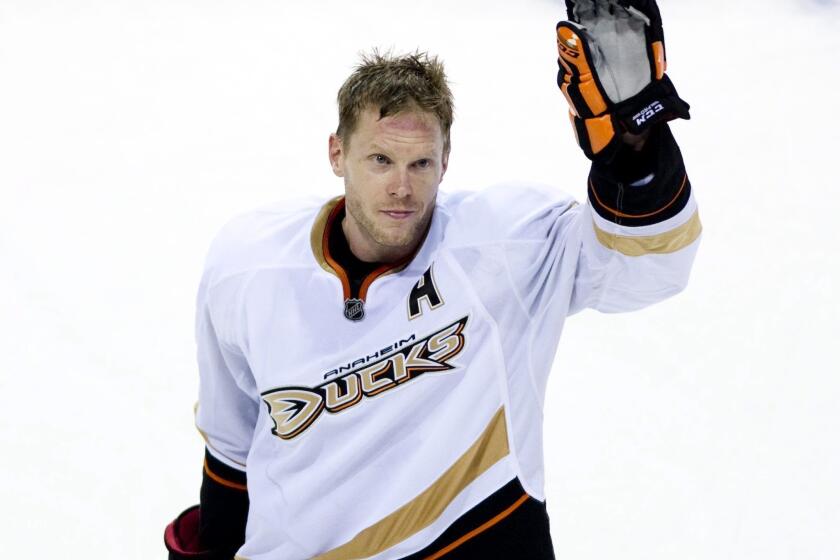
left=336, top=49, right=454, bottom=153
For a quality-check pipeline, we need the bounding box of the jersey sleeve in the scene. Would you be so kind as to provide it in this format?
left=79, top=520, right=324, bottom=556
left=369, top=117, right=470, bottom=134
left=568, top=123, right=701, bottom=314
left=194, top=260, right=260, bottom=469
left=496, top=123, right=700, bottom=324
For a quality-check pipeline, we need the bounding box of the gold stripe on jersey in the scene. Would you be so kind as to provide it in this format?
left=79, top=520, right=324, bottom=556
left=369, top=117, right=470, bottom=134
left=310, top=196, right=344, bottom=274
left=313, top=407, right=510, bottom=560
left=194, top=402, right=248, bottom=469
left=593, top=209, right=702, bottom=257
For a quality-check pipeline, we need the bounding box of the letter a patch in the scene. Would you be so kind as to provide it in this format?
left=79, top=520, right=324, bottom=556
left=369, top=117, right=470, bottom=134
left=408, top=265, right=444, bottom=320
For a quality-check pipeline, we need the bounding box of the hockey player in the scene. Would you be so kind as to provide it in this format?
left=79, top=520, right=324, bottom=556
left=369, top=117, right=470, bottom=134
left=164, top=1, right=700, bottom=558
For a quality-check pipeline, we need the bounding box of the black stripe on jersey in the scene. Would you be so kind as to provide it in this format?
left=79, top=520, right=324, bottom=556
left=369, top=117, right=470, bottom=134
left=400, top=478, right=555, bottom=560
left=199, top=448, right=249, bottom=555
left=588, top=123, right=691, bottom=227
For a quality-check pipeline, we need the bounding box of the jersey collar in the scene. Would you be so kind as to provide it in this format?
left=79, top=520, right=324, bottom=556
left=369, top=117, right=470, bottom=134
left=310, top=196, right=436, bottom=303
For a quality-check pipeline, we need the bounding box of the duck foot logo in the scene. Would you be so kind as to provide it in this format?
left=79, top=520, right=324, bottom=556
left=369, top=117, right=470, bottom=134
left=262, top=316, right=469, bottom=440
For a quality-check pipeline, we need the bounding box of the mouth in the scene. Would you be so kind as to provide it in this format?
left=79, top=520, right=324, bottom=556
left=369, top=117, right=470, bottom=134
left=381, top=210, right=415, bottom=220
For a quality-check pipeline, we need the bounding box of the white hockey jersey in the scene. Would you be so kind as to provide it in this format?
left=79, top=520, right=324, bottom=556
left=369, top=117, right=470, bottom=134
left=194, top=182, right=701, bottom=560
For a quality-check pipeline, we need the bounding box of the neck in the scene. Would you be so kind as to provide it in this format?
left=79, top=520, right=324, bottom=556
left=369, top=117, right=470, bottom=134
left=340, top=217, right=417, bottom=264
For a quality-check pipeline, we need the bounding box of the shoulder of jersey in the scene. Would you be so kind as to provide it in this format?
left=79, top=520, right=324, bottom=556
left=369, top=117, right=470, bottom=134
left=438, top=183, right=578, bottom=246
left=202, top=196, right=325, bottom=284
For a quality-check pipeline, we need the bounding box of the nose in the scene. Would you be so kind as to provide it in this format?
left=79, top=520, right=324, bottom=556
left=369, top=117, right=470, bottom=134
left=389, top=168, right=412, bottom=198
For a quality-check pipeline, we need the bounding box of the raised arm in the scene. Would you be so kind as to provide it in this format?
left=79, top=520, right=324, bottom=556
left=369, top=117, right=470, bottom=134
left=556, top=0, right=701, bottom=312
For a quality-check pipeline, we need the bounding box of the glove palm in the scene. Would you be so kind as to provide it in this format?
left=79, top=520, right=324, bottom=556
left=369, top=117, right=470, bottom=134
left=557, top=0, right=689, bottom=160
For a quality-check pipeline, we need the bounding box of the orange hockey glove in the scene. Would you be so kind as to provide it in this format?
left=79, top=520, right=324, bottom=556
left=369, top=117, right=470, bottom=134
left=556, top=0, right=690, bottom=160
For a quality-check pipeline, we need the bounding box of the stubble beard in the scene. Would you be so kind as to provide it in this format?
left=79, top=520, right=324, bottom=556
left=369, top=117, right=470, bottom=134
left=345, top=195, right=433, bottom=261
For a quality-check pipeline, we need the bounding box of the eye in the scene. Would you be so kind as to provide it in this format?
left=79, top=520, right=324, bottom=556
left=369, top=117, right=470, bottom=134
left=415, top=159, right=431, bottom=169
left=372, top=154, right=390, bottom=165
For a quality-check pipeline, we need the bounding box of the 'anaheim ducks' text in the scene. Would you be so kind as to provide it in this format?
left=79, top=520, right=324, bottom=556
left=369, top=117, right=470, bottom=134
left=261, top=317, right=468, bottom=440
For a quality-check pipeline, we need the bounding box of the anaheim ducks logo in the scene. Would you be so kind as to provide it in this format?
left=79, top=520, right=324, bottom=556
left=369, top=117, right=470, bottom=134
left=261, top=317, right=468, bottom=440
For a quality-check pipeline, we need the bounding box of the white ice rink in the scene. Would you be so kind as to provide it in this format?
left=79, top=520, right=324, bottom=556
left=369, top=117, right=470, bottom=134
left=1, top=0, right=839, bottom=558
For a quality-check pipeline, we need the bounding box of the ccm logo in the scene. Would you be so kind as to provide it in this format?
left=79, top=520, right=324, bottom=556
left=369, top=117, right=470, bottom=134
left=633, top=101, right=665, bottom=126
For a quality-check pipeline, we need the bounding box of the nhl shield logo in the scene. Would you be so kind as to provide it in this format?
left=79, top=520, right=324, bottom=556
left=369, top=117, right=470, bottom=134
left=343, top=298, right=365, bottom=322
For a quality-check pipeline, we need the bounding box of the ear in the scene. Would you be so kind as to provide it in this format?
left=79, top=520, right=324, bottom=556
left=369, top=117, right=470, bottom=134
left=328, top=133, right=345, bottom=177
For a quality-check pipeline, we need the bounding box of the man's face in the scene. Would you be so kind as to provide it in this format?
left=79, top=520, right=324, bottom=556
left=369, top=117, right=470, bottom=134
left=329, top=106, right=449, bottom=263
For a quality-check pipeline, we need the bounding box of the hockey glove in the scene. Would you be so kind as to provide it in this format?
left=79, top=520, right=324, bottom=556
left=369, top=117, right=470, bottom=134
left=164, top=505, right=222, bottom=560
left=556, top=0, right=690, bottom=160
